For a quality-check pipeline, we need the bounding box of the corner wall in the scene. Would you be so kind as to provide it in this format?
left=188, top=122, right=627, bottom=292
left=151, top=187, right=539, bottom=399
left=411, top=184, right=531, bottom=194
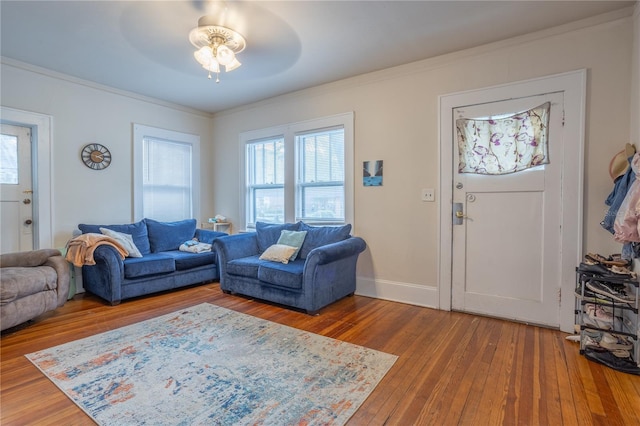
left=0, top=62, right=214, bottom=248
left=211, top=13, right=634, bottom=308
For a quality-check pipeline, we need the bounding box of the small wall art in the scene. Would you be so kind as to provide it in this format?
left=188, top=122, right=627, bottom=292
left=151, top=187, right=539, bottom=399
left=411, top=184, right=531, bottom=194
left=363, top=160, right=383, bottom=186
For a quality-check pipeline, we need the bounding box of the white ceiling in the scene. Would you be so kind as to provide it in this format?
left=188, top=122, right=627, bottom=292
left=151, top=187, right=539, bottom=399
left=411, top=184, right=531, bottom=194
left=1, top=1, right=635, bottom=114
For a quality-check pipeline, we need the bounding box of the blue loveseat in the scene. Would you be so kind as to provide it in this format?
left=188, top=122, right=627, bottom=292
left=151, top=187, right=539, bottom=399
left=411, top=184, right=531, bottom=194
left=78, top=219, right=227, bottom=305
left=213, top=222, right=366, bottom=314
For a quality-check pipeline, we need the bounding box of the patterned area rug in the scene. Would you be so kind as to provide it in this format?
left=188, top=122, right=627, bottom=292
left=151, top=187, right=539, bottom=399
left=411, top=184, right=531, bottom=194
left=26, top=303, right=397, bottom=425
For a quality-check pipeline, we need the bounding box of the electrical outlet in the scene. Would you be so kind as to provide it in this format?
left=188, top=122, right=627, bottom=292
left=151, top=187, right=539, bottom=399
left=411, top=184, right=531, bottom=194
left=422, top=188, right=435, bottom=202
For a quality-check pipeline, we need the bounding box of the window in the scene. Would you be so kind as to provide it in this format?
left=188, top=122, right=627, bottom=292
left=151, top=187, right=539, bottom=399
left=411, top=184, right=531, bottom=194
left=240, top=112, right=354, bottom=229
left=296, top=127, right=345, bottom=222
left=133, top=124, right=200, bottom=222
left=0, top=134, right=18, bottom=184
left=456, top=102, right=550, bottom=175
left=247, top=137, right=285, bottom=223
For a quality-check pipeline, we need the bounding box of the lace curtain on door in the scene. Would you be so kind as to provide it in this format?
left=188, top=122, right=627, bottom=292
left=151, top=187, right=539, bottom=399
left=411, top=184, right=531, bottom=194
left=456, top=102, right=550, bottom=175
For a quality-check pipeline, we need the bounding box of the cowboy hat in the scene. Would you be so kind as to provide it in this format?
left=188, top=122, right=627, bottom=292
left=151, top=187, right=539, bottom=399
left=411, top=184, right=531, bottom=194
left=609, top=143, right=636, bottom=181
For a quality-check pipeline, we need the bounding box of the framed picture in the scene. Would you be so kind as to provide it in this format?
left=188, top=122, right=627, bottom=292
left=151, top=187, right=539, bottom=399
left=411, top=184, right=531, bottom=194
left=363, top=160, right=383, bottom=186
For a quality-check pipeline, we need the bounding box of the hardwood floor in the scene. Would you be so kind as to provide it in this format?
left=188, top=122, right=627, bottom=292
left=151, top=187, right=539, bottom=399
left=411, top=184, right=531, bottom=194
left=2, top=283, right=639, bottom=425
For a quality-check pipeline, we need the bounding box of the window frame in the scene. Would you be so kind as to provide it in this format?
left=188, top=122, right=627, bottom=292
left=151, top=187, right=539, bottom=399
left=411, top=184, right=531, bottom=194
left=133, top=123, right=201, bottom=222
left=239, top=112, right=354, bottom=230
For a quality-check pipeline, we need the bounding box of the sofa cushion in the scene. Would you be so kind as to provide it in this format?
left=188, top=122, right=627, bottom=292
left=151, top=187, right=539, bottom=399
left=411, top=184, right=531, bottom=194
left=276, top=230, right=307, bottom=261
left=123, top=254, right=175, bottom=279
left=257, top=260, right=304, bottom=289
left=146, top=219, right=197, bottom=253
left=99, top=228, right=143, bottom=258
left=79, top=220, right=151, bottom=255
left=0, top=267, right=58, bottom=304
left=226, top=255, right=264, bottom=279
left=298, top=223, right=352, bottom=259
left=162, top=250, right=216, bottom=271
left=255, top=222, right=300, bottom=253
left=259, top=244, right=298, bottom=264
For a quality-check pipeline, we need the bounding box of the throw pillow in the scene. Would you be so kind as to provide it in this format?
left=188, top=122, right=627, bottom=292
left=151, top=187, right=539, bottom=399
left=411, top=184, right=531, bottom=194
left=259, top=244, right=298, bottom=264
left=79, top=220, right=151, bottom=255
left=146, top=219, right=197, bottom=253
left=255, top=222, right=301, bottom=253
left=99, top=227, right=143, bottom=258
left=298, top=223, right=352, bottom=259
left=276, top=230, right=307, bottom=261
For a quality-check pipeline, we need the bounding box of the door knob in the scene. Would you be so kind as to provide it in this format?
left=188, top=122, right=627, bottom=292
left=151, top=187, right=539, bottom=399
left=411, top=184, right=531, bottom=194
left=23, top=198, right=31, bottom=204
left=25, top=219, right=33, bottom=225
left=455, top=211, right=467, bottom=219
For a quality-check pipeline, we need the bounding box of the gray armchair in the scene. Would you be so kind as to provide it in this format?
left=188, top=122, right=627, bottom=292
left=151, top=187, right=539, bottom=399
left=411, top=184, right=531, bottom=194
left=1, top=249, right=70, bottom=331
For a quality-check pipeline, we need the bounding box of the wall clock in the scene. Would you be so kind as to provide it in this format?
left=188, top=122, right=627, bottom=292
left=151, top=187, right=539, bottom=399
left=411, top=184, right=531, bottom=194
left=81, top=143, right=111, bottom=170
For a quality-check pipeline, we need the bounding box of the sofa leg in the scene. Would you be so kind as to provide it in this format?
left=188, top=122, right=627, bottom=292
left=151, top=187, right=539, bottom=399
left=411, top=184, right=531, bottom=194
left=110, top=300, right=121, bottom=306
left=222, top=290, right=232, bottom=295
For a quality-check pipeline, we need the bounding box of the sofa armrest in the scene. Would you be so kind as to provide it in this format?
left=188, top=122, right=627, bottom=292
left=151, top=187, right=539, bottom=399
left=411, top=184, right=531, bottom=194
left=81, top=245, right=125, bottom=305
left=301, top=237, right=366, bottom=313
left=304, top=237, right=367, bottom=266
left=0, top=248, right=62, bottom=268
left=213, top=233, right=260, bottom=261
left=194, top=229, right=228, bottom=245
left=44, top=255, right=71, bottom=307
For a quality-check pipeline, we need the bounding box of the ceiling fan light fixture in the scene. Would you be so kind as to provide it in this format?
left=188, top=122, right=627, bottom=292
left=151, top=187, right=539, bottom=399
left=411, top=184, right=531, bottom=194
left=189, top=17, right=246, bottom=83
left=225, top=57, right=242, bottom=72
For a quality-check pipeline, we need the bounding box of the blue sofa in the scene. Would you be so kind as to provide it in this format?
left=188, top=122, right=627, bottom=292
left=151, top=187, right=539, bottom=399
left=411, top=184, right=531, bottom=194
left=78, top=219, right=227, bottom=305
left=213, top=222, right=366, bottom=314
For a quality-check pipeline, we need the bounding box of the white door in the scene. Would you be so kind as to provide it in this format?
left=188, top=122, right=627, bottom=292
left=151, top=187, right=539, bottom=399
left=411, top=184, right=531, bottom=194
left=1, top=124, right=34, bottom=253
left=451, top=92, right=564, bottom=327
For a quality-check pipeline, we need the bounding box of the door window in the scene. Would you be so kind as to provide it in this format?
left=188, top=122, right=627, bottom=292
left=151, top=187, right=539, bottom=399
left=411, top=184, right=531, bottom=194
left=456, top=102, right=550, bottom=175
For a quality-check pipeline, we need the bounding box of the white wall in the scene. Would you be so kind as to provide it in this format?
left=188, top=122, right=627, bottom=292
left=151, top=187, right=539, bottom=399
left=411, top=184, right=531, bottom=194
left=211, top=13, right=634, bottom=307
left=0, top=62, right=214, bottom=248
left=0, top=9, right=635, bottom=311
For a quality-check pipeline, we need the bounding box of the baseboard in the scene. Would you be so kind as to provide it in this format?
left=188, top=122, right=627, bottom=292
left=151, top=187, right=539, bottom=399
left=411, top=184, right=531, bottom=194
left=355, top=277, right=439, bottom=309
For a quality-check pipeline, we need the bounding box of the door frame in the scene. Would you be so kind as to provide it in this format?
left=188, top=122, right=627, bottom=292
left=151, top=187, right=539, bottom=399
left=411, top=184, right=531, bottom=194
left=438, top=70, right=586, bottom=333
left=1, top=106, right=53, bottom=249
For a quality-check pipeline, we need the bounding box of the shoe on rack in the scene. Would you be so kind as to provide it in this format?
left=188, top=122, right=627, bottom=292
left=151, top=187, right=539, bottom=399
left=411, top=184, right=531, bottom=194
left=585, top=303, right=614, bottom=323
left=583, top=347, right=640, bottom=375
left=611, top=349, right=632, bottom=358
left=600, top=333, right=633, bottom=351
left=586, top=253, right=632, bottom=268
left=581, top=313, right=611, bottom=330
left=578, top=262, right=618, bottom=277
left=574, top=289, right=614, bottom=305
left=582, top=334, right=601, bottom=348
left=586, top=281, right=636, bottom=303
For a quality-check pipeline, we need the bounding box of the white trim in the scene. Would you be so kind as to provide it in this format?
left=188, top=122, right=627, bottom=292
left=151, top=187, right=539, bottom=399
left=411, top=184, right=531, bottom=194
left=132, top=123, right=201, bottom=223
left=356, top=277, right=439, bottom=309
left=438, top=69, right=586, bottom=333
left=0, top=106, right=53, bottom=249
left=238, top=112, right=355, bottom=231
left=1, top=57, right=212, bottom=118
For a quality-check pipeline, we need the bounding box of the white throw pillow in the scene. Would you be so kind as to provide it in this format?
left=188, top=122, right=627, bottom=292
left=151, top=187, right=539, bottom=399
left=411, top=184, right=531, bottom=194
left=259, top=244, right=298, bottom=264
left=99, top=227, right=143, bottom=258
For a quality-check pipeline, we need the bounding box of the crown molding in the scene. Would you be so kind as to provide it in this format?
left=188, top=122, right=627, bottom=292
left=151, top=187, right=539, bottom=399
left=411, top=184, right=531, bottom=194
left=0, top=57, right=213, bottom=118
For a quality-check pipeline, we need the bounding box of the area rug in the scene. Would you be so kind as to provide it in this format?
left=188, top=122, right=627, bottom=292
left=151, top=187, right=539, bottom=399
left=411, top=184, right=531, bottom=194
left=26, top=303, right=397, bottom=425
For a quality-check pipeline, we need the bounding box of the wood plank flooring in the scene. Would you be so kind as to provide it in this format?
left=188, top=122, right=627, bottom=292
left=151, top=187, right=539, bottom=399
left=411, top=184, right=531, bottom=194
left=2, top=283, right=639, bottom=425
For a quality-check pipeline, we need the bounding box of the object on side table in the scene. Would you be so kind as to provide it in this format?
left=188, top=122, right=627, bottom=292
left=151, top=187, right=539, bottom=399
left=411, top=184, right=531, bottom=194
left=0, top=249, right=71, bottom=331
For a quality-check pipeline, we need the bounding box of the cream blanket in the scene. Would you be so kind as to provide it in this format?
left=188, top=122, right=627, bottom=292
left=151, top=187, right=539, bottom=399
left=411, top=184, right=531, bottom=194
left=179, top=240, right=212, bottom=253
left=65, top=233, right=128, bottom=267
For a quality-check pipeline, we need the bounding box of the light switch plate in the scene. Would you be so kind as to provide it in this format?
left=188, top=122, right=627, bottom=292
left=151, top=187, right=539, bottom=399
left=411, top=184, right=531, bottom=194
left=422, top=188, right=435, bottom=202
